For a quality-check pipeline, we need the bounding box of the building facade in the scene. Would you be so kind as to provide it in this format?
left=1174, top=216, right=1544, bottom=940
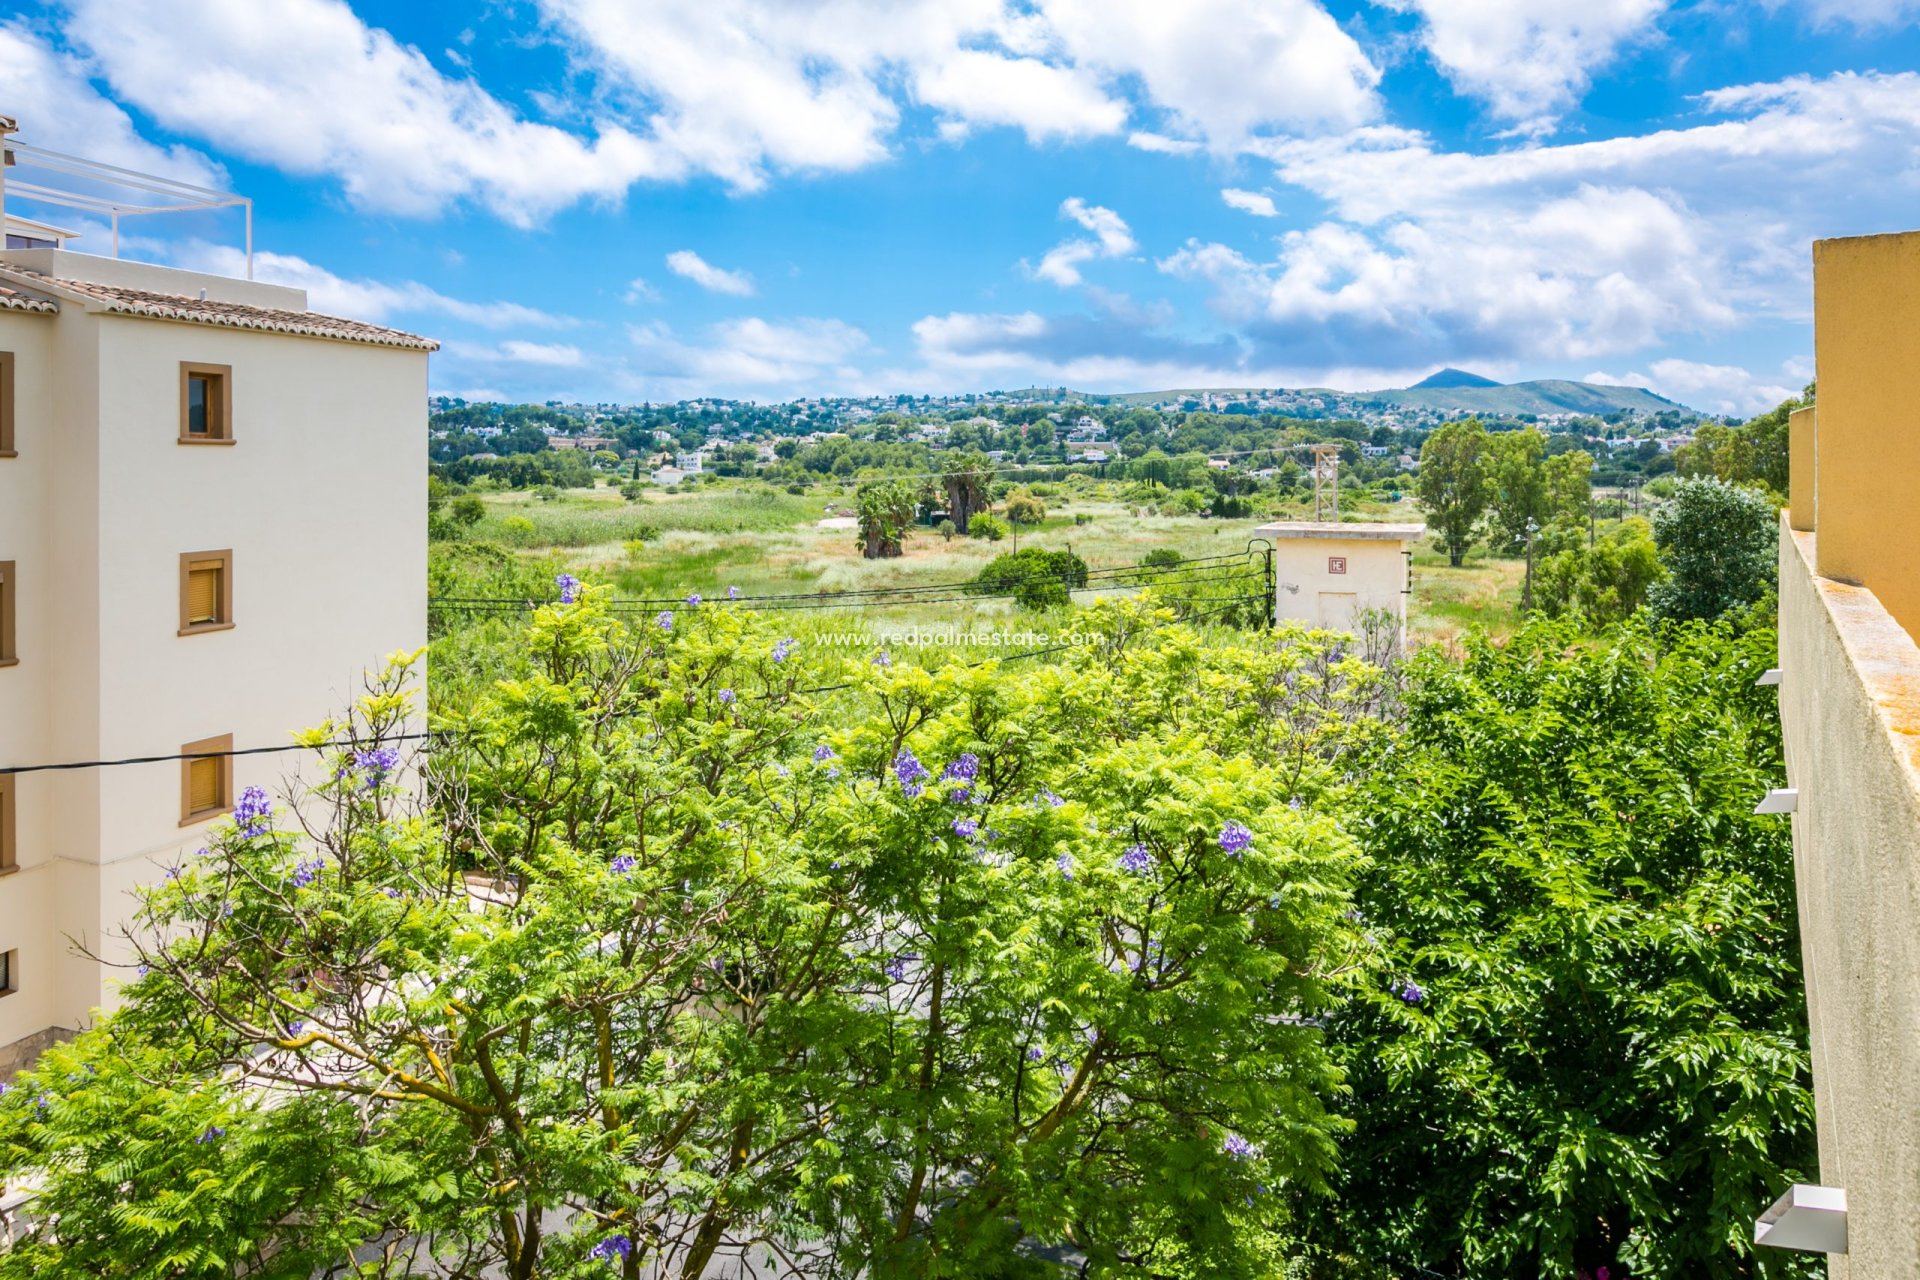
left=1253, top=520, right=1424, bottom=634
left=1773, top=229, right=1920, bottom=1275
left=0, top=247, right=432, bottom=1070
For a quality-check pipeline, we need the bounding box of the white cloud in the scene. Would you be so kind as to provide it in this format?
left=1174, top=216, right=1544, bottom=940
left=665, top=249, right=756, bottom=296
left=443, top=339, right=589, bottom=368
left=624, top=277, right=662, bottom=304
left=627, top=315, right=872, bottom=397
left=1029, top=197, right=1136, bottom=287
left=175, top=245, right=577, bottom=330
left=1786, top=0, right=1920, bottom=29
left=57, top=0, right=671, bottom=225
left=912, top=49, right=1126, bottom=142
left=1587, top=358, right=1798, bottom=415
left=0, top=22, right=222, bottom=186
left=1221, top=188, right=1279, bottom=217
left=1036, top=0, right=1380, bottom=145
left=1381, top=0, right=1668, bottom=129
left=1127, top=131, right=1202, bottom=155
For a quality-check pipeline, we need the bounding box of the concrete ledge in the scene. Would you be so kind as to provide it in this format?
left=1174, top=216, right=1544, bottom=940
left=1779, top=518, right=1920, bottom=1279
left=1253, top=521, right=1426, bottom=541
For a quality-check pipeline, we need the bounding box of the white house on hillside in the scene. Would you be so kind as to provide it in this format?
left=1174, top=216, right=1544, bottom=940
left=0, top=244, right=433, bottom=1072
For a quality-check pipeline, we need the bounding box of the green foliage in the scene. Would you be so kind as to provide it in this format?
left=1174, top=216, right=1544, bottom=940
left=1004, top=489, right=1048, bottom=526
left=971, top=548, right=1090, bottom=609
left=937, top=518, right=957, bottom=542
left=968, top=511, right=1009, bottom=542
left=6, top=601, right=1378, bottom=1279
left=1674, top=384, right=1809, bottom=497
left=1648, top=478, right=1779, bottom=624
left=1140, top=548, right=1185, bottom=569
left=451, top=495, right=486, bottom=527
left=1536, top=518, right=1665, bottom=626
left=1484, top=427, right=1548, bottom=554
left=856, top=479, right=918, bottom=559
left=1304, top=618, right=1816, bottom=1280
left=1417, top=419, right=1492, bottom=567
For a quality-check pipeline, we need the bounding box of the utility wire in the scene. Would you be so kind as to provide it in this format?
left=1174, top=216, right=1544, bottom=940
left=0, top=595, right=1266, bottom=777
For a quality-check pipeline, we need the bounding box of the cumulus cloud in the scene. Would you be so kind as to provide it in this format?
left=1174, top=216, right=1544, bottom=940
left=174, top=245, right=579, bottom=330
left=0, top=21, right=222, bottom=186
left=1587, top=358, right=1800, bottom=414
left=1221, top=188, right=1280, bottom=217
left=443, top=339, right=590, bottom=368
left=1381, top=0, right=1668, bottom=129
left=665, top=250, right=756, bottom=296
left=57, top=0, right=671, bottom=225
left=624, top=277, right=662, bottom=304
left=627, top=316, right=871, bottom=397
left=1029, top=198, right=1136, bottom=287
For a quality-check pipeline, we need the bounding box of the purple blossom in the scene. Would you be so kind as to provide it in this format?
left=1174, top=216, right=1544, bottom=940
left=949, top=786, right=972, bottom=805
left=195, top=1126, right=225, bottom=1144
left=727, top=585, right=742, bottom=600
left=231, top=786, right=272, bottom=839
left=686, top=592, right=702, bottom=606
left=656, top=610, right=674, bottom=631
left=894, top=750, right=929, bottom=798
left=942, top=753, right=980, bottom=782
left=383, top=887, right=404, bottom=899
left=289, top=857, right=326, bottom=889
left=587, top=1235, right=634, bottom=1263
left=1218, top=821, right=1253, bottom=858
left=1056, top=853, right=1074, bottom=880
left=812, top=744, right=836, bottom=762
left=164, top=866, right=182, bottom=881
left=1037, top=790, right=1065, bottom=809
left=1119, top=843, right=1155, bottom=875
left=1393, top=978, right=1425, bottom=1005
left=873, top=650, right=893, bottom=667
left=883, top=953, right=916, bottom=982
left=1222, top=1132, right=1255, bottom=1159
left=288, top=1020, right=306, bottom=1035
left=718, top=688, right=735, bottom=705
left=354, top=746, right=401, bottom=786
left=610, top=854, right=638, bottom=877
left=951, top=816, right=980, bottom=839
left=772, top=637, right=797, bottom=662
left=555, top=573, right=580, bottom=605
left=1026, top=1045, right=1045, bottom=1061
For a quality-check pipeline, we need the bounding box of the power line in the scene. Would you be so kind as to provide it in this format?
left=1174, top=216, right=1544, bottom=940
left=0, top=595, right=1267, bottom=778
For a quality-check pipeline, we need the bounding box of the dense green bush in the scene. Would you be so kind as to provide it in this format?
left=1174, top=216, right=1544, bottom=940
left=968, top=511, right=1009, bottom=541
left=1648, top=477, right=1778, bottom=624
left=1302, top=617, right=1815, bottom=1279
left=971, top=547, right=1090, bottom=609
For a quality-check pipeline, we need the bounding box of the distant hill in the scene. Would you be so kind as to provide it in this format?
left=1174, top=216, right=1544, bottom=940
left=1361, top=378, right=1688, bottom=417
left=1000, top=377, right=1699, bottom=419
left=1411, top=367, right=1501, bottom=389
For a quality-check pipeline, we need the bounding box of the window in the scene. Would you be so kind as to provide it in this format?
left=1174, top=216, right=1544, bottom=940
left=180, top=733, right=233, bottom=826
left=0, top=950, right=15, bottom=997
left=178, top=550, right=234, bottom=634
left=178, top=362, right=232, bottom=444
left=0, top=351, right=14, bottom=457
left=0, top=774, right=15, bottom=874
left=0, top=560, right=14, bottom=666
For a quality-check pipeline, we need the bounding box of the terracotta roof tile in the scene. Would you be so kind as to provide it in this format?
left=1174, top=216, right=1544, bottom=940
left=0, top=283, right=58, bottom=315
left=0, top=269, right=437, bottom=350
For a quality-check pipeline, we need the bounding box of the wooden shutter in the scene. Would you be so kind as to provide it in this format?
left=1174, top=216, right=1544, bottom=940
left=186, top=564, right=221, bottom=625
left=188, top=756, right=220, bottom=813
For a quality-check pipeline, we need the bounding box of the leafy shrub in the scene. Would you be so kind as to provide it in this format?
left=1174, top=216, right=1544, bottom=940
left=967, top=511, right=1009, bottom=541
left=619, top=482, right=644, bottom=502
left=1648, top=477, right=1777, bottom=624
left=971, top=547, right=1090, bottom=609
left=937, top=519, right=957, bottom=542
left=1140, top=548, right=1185, bottom=569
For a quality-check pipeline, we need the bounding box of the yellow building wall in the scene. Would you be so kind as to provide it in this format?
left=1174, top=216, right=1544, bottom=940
left=1811, top=233, right=1920, bottom=637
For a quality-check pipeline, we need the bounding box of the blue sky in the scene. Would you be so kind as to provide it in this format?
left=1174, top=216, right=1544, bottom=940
left=5, top=0, right=1920, bottom=413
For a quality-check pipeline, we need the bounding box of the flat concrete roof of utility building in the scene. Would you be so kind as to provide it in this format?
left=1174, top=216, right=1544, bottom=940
left=1253, top=521, right=1427, bottom=541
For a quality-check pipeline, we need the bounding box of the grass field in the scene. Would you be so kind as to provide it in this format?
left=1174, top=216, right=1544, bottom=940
left=427, top=478, right=1543, bottom=709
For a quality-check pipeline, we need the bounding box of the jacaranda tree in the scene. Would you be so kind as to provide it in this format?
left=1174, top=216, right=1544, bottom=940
left=0, top=593, right=1377, bottom=1280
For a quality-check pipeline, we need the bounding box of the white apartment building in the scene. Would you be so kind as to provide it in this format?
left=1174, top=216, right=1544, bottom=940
left=0, top=241, right=433, bottom=1071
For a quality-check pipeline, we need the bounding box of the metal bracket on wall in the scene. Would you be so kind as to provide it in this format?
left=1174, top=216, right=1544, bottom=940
left=1754, top=789, right=1799, bottom=815
left=1757, top=668, right=1783, bottom=687
left=1755, top=1185, right=1847, bottom=1254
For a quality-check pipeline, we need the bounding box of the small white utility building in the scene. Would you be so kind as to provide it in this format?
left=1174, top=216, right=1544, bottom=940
left=1254, top=521, right=1425, bottom=634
